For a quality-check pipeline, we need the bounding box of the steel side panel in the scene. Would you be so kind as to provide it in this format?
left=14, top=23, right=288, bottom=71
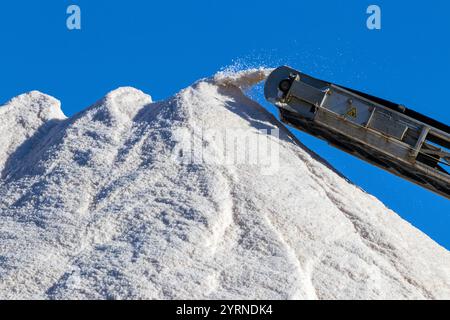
left=368, top=111, right=409, bottom=140
left=289, top=81, right=326, bottom=106
left=321, top=89, right=373, bottom=127
left=314, top=108, right=414, bottom=163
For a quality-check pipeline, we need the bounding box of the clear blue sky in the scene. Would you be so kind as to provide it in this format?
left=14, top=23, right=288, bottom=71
left=1, top=0, right=449, bottom=248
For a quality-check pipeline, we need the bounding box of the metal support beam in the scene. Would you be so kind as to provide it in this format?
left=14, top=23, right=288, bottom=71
left=410, top=126, right=430, bottom=159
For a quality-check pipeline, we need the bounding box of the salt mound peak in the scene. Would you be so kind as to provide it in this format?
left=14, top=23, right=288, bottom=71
left=0, top=91, right=66, bottom=175
left=89, top=87, right=152, bottom=123
left=103, top=86, right=152, bottom=104
left=2, top=90, right=66, bottom=122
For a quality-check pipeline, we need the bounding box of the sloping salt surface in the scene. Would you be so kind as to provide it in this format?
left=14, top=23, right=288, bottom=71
left=0, top=69, right=449, bottom=300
